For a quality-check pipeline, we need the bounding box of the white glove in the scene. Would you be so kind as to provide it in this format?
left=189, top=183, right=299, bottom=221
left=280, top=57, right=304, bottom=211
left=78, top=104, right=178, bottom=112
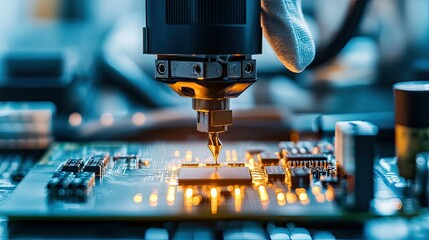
left=261, top=0, right=316, bottom=73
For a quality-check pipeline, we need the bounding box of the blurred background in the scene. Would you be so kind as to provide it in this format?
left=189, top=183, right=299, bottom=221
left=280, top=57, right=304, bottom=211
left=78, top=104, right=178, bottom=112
left=0, top=0, right=428, bottom=148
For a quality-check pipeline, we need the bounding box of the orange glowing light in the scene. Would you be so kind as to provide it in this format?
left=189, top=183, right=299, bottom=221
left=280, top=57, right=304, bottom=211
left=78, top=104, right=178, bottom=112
left=295, top=188, right=306, bottom=195
left=132, top=112, right=146, bottom=126
left=166, top=186, right=176, bottom=204
left=298, top=193, right=308, bottom=201
left=210, top=188, right=218, bottom=198
left=258, top=185, right=269, bottom=202
left=325, top=189, right=335, bottom=201
left=192, top=195, right=202, bottom=206
left=277, top=192, right=286, bottom=202
left=69, top=112, right=82, bottom=126
left=133, top=193, right=143, bottom=203
left=234, top=187, right=241, bottom=197
left=149, top=193, right=158, bottom=202
left=185, top=187, right=193, bottom=199
left=316, top=194, right=325, bottom=203
left=312, top=186, right=321, bottom=195
left=286, top=192, right=297, bottom=203
left=210, top=188, right=218, bottom=214
left=185, top=151, right=192, bottom=161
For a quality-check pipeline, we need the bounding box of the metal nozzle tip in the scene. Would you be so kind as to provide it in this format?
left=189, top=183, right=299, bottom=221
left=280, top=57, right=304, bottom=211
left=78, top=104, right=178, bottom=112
left=208, top=132, right=222, bottom=164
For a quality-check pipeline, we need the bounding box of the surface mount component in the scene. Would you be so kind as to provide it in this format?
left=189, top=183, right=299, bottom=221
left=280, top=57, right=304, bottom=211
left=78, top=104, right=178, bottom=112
left=178, top=167, right=252, bottom=185
left=61, top=158, right=84, bottom=173
left=335, top=121, right=378, bottom=211
left=47, top=172, right=95, bottom=202
left=84, top=153, right=110, bottom=176
left=291, top=167, right=311, bottom=188
left=258, top=152, right=280, bottom=165
left=265, top=166, right=285, bottom=180
left=286, top=154, right=328, bottom=168
left=285, top=154, right=327, bottom=161
left=144, top=0, right=262, bottom=162
left=279, top=141, right=313, bottom=157
left=394, top=81, right=429, bottom=179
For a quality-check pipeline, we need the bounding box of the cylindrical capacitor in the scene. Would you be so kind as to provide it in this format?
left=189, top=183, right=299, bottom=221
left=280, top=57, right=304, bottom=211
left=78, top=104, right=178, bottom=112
left=394, top=81, right=429, bottom=179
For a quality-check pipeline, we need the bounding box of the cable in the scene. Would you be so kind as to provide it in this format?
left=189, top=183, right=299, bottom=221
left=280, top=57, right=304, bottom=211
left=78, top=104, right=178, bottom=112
left=309, top=0, right=369, bottom=68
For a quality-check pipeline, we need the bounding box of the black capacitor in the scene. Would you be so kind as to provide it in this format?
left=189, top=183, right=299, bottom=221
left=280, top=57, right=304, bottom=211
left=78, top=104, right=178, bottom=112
left=144, top=0, right=262, bottom=55
left=335, top=121, right=378, bottom=211
left=394, top=81, right=429, bottom=179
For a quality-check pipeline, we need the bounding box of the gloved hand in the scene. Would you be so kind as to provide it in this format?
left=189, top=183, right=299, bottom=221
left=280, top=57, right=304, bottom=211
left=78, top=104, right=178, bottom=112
left=261, top=0, right=315, bottom=73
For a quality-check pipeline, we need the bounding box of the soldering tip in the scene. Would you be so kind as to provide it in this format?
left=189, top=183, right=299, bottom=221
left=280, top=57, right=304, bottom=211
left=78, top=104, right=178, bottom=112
left=208, top=132, right=222, bottom=164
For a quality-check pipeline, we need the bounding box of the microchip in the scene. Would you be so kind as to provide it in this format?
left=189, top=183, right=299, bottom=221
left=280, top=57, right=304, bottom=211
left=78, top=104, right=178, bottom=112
left=286, top=154, right=327, bottom=161
left=61, top=158, right=84, bottom=173
left=320, top=175, right=338, bottom=187
left=180, top=163, right=200, bottom=167
left=257, top=152, right=279, bottom=165
left=228, top=163, right=246, bottom=167
left=83, top=154, right=109, bottom=176
left=47, top=172, right=95, bottom=202
left=286, top=154, right=328, bottom=168
left=265, top=166, right=285, bottom=180
left=205, top=163, right=221, bottom=167
left=113, top=154, right=139, bottom=169
left=279, top=141, right=314, bottom=157
left=291, top=167, right=311, bottom=188
left=113, top=154, right=138, bottom=161
left=178, top=167, right=252, bottom=185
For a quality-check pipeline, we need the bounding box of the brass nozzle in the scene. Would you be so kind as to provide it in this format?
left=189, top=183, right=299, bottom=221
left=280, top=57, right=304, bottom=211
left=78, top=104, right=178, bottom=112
left=208, top=132, right=222, bottom=164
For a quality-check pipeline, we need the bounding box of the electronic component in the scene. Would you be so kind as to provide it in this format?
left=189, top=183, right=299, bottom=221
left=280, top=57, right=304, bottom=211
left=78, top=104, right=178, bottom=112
left=291, top=167, right=311, bottom=188
left=286, top=154, right=327, bottom=161
left=257, top=152, right=279, bottom=165
left=265, top=166, right=285, bottom=180
left=178, top=167, right=252, bottom=185
left=415, top=152, right=429, bottom=207
left=84, top=153, right=109, bottom=176
left=312, top=167, right=327, bottom=180
left=279, top=141, right=313, bottom=157
left=113, top=154, right=139, bottom=169
left=228, top=163, right=246, bottom=167
left=394, top=81, right=429, bottom=179
left=60, top=158, right=84, bottom=173
left=113, top=154, right=138, bottom=161
left=320, top=176, right=338, bottom=187
left=180, top=163, right=200, bottom=167
left=285, top=154, right=328, bottom=168
left=335, top=121, right=378, bottom=211
left=47, top=171, right=95, bottom=202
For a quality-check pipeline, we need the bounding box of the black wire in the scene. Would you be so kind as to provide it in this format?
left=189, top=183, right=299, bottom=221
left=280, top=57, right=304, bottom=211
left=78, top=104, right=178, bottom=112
left=309, top=0, right=369, bottom=69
